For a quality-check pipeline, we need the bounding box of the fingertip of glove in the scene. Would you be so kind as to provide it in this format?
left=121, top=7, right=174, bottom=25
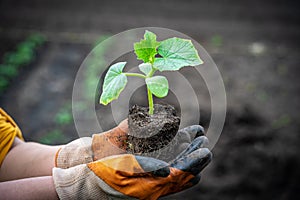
left=194, top=125, right=205, bottom=138
left=171, top=148, right=212, bottom=175
left=200, top=148, right=212, bottom=158
left=197, top=148, right=213, bottom=167
left=174, top=136, right=209, bottom=160
left=198, top=136, right=209, bottom=147
left=182, top=125, right=205, bottom=139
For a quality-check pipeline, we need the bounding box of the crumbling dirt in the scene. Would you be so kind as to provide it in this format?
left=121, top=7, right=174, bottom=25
left=127, top=104, right=180, bottom=154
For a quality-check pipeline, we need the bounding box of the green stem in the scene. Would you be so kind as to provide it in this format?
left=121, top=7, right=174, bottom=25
left=147, top=67, right=156, bottom=78
left=146, top=65, right=157, bottom=114
left=125, top=65, right=157, bottom=115
left=124, top=73, right=146, bottom=79
left=147, top=87, right=154, bottom=115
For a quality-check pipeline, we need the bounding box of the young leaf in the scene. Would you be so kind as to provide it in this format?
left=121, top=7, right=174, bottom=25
left=145, top=76, right=169, bottom=98
left=100, top=62, right=128, bottom=105
left=153, top=37, right=203, bottom=71
left=138, top=63, right=152, bottom=76
left=134, top=31, right=160, bottom=63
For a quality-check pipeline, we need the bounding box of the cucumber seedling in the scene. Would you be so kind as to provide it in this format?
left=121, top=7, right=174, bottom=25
left=100, top=30, right=203, bottom=114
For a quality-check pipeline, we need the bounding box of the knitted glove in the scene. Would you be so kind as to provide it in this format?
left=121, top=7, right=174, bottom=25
left=55, top=119, right=128, bottom=168
left=53, top=136, right=212, bottom=200
left=55, top=119, right=205, bottom=169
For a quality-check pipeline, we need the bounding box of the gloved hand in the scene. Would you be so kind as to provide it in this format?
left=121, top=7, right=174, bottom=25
left=53, top=136, right=212, bottom=200
left=55, top=119, right=128, bottom=168
left=55, top=119, right=205, bottom=169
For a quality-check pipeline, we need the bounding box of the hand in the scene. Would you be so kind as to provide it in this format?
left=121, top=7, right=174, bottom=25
left=55, top=119, right=128, bottom=168
left=55, top=120, right=205, bottom=169
left=53, top=136, right=212, bottom=200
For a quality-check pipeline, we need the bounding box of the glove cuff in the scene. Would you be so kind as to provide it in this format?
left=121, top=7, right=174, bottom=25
left=53, top=165, right=109, bottom=200
left=53, top=163, right=136, bottom=200
left=55, top=137, right=93, bottom=169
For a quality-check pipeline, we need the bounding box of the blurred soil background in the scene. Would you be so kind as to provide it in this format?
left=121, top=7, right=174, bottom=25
left=0, top=0, right=299, bottom=199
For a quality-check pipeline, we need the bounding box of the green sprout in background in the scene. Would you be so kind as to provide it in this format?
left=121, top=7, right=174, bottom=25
left=0, top=33, right=46, bottom=95
left=39, top=129, right=68, bottom=145
left=210, top=34, right=223, bottom=48
left=39, top=103, right=73, bottom=144
left=54, top=103, right=73, bottom=125
left=100, top=30, right=203, bottom=114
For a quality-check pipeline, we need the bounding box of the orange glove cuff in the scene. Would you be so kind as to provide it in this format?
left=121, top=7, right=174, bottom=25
left=54, top=147, right=62, bottom=167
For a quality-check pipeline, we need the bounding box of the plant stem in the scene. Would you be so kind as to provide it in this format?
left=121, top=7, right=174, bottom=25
left=125, top=65, right=157, bottom=115
left=147, top=87, right=154, bottom=115
left=146, top=65, right=157, bottom=114
left=147, top=67, right=156, bottom=78
left=124, top=73, right=146, bottom=79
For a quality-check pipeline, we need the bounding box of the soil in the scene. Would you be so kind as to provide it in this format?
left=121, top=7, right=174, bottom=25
left=127, top=104, right=180, bottom=154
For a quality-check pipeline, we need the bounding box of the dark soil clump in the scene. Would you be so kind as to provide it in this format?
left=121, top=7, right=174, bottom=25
left=127, top=104, right=180, bottom=154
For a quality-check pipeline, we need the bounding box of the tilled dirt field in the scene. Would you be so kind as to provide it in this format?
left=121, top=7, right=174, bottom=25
left=0, top=0, right=299, bottom=199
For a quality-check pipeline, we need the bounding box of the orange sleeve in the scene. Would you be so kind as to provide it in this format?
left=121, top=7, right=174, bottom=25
left=0, top=108, right=24, bottom=166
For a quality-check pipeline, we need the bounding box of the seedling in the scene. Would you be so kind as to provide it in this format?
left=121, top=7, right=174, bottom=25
left=100, top=30, right=203, bottom=114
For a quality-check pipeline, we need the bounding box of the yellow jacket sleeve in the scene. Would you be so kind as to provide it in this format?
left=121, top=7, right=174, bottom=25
left=0, top=108, right=24, bottom=166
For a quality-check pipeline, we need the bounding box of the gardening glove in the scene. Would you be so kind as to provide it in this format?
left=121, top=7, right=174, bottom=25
left=56, top=119, right=205, bottom=169
left=55, top=119, right=128, bottom=168
left=53, top=136, right=212, bottom=200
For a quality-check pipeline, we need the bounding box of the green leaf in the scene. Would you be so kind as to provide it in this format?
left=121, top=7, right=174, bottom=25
left=138, top=63, right=152, bottom=76
left=100, top=62, right=127, bottom=105
left=145, top=76, right=169, bottom=98
left=134, top=30, right=160, bottom=63
left=154, top=37, right=203, bottom=71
